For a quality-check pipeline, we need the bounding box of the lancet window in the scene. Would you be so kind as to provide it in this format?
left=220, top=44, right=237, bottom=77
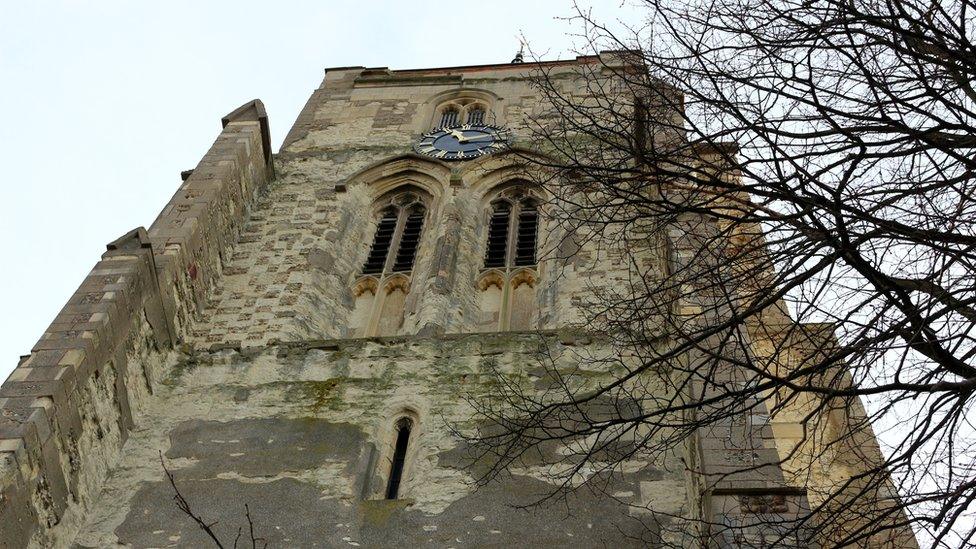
left=385, top=417, right=413, bottom=499
left=484, top=195, right=538, bottom=269
left=466, top=107, right=486, bottom=125
left=433, top=98, right=493, bottom=128
left=352, top=190, right=429, bottom=338
left=477, top=185, right=542, bottom=332
left=361, top=193, right=427, bottom=276
left=439, top=108, right=460, bottom=128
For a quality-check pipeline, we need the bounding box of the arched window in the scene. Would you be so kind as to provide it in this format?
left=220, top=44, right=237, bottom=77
left=432, top=97, right=494, bottom=129
left=362, top=207, right=397, bottom=275
left=484, top=201, right=510, bottom=268
left=514, top=201, right=538, bottom=266
left=477, top=186, right=542, bottom=332
left=439, top=108, right=459, bottom=128
left=385, top=417, right=413, bottom=499
left=352, top=190, right=429, bottom=337
left=361, top=194, right=427, bottom=276
left=391, top=208, right=424, bottom=272
left=466, top=107, right=486, bottom=125
left=483, top=195, right=538, bottom=269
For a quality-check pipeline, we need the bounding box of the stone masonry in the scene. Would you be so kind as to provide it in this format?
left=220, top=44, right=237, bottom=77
left=0, top=54, right=914, bottom=548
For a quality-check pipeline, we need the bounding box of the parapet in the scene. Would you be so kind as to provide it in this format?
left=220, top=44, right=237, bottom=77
left=0, top=100, right=275, bottom=547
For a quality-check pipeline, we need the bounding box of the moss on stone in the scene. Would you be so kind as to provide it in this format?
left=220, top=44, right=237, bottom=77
left=295, top=378, right=347, bottom=412
left=359, top=498, right=414, bottom=526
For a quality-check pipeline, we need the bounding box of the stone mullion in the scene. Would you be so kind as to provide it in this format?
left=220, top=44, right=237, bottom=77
left=381, top=207, right=409, bottom=276
left=500, top=202, right=524, bottom=331
left=363, top=208, right=408, bottom=337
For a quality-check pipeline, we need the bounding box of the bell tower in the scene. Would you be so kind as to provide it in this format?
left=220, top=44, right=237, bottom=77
left=0, top=54, right=913, bottom=548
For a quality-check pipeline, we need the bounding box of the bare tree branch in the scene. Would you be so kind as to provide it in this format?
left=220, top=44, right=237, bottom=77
left=461, top=1, right=976, bottom=546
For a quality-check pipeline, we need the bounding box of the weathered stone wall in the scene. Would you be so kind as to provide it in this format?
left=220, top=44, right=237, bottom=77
left=1, top=53, right=914, bottom=548
left=0, top=101, right=274, bottom=548
left=1, top=56, right=668, bottom=548
left=191, top=155, right=643, bottom=345
left=194, top=57, right=650, bottom=347
left=72, top=333, right=691, bottom=548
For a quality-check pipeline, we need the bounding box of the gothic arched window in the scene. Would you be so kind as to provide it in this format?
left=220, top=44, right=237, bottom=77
left=466, top=107, right=486, bottom=125
left=361, top=193, right=427, bottom=275
left=362, top=207, right=397, bottom=275
left=477, top=185, right=542, bottom=332
left=352, top=190, right=429, bottom=338
left=432, top=98, right=493, bottom=129
left=439, top=108, right=459, bottom=128
left=484, top=195, right=538, bottom=269
left=385, top=417, right=413, bottom=499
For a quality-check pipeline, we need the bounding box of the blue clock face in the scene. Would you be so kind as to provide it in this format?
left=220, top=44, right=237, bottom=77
left=415, top=124, right=508, bottom=161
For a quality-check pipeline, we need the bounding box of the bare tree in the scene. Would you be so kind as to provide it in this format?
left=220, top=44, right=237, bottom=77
left=160, top=452, right=268, bottom=548
left=463, top=1, right=976, bottom=547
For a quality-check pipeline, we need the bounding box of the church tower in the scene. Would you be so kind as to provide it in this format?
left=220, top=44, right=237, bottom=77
left=0, top=54, right=913, bottom=548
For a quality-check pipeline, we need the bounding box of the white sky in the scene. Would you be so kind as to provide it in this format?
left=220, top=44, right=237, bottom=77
left=0, top=1, right=643, bottom=381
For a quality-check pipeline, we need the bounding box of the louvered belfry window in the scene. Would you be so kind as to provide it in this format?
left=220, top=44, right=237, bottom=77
left=391, top=208, right=424, bottom=272
left=514, top=203, right=538, bottom=266
left=439, top=109, right=459, bottom=128
left=362, top=195, right=427, bottom=276
left=484, top=195, right=539, bottom=269
left=467, top=107, right=485, bottom=125
left=484, top=202, right=511, bottom=268
left=362, top=208, right=398, bottom=274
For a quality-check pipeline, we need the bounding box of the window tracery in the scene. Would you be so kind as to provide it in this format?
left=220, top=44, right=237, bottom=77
left=352, top=189, right=429, bottom=337
left=433, top=98, right=493, bottom=128
left=483, top=193, right=538, bottom=269
left=361, top=192, right=427, bottom=276
left=476, top=185, right=542, bottom=332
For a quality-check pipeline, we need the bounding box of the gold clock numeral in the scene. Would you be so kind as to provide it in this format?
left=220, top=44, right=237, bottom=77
left=434, top=150, right=447, bottom=158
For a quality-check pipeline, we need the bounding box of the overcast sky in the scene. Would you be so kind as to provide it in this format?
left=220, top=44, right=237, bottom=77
left=0, top=2, right=643, bottom=381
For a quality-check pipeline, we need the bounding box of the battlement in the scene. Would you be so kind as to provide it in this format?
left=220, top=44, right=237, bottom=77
left=0, top=101, right=274, bottom=547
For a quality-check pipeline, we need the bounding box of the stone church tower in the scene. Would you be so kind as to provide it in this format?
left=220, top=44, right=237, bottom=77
left=0, top=54, right=912, bottom=548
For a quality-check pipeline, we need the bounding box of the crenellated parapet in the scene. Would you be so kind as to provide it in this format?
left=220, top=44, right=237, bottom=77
left=0, top=100, right=274, bottom=547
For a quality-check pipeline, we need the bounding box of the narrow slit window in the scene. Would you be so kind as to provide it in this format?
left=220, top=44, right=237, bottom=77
left=467, top=107, right=485, bottom=125
left=391, top=208, right=425, bottom=272
left=386, top=419, right=412, bottom=499
left=484, top=202, right=511, bottom=268
left=514, top=203, right=538, bottom=266
left=362, top=208, right=398, bottom=274
left=440, top=109, right=459, bottom=128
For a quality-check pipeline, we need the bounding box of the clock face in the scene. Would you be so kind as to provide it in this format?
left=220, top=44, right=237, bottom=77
left=415, top=124, right=508, bottom=161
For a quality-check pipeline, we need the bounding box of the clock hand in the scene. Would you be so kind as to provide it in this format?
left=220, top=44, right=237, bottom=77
left=456, top=133, right=495, bottom=143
